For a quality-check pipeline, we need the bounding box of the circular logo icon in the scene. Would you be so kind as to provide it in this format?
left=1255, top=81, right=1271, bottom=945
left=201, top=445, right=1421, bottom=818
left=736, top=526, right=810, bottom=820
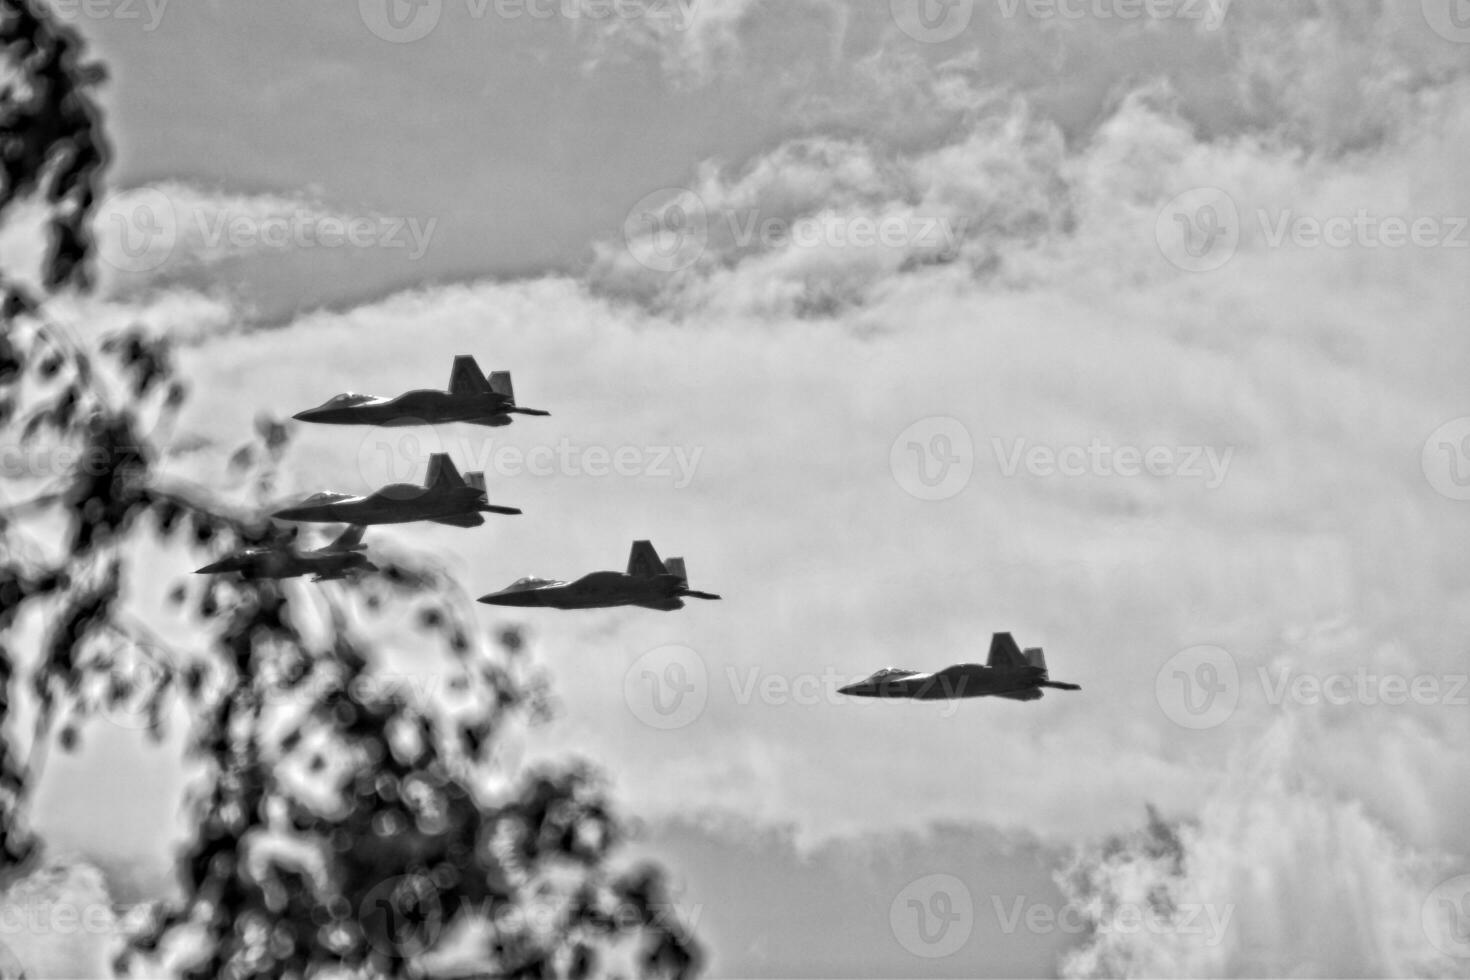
left=1423, top=873, right=1470, bottom=958
left=891, top=0, right=975, bottom=43
left=99, top=654, right=171, bottom=732
left=1422, top=0, right=1470, bottom=43
left=891, top=417, right=974, bottom=501
left=356, top=422, right=450, bottom=498
left=623, top=645, right=707, bottom=731
left=1422, top=418, right=1470, bottom=501
left=97, top=187, right=178, bottom=274
left=890, top=873, right=973, bottom=958
left=623, top=188, right=709, bottom=273
left=1156, top=187, right=1240, bottom=273
left=359, top=874, right=444, bottom=958
left=360, top=0, right=443, bottom=42
left=1156, top=645, right=1239, bottom=730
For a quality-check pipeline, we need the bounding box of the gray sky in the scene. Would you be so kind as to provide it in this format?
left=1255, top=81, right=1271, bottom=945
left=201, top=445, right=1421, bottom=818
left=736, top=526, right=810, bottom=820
left=8, top=0, right=1470, bottom=977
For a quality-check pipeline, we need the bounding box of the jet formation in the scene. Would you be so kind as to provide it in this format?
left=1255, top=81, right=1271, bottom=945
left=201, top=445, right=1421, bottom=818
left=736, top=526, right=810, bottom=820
left=839, top=633, right=1081, bottom=701
left=200, top=354, right=1079, bottom=707
left=477, top=540, right=721, bottom=612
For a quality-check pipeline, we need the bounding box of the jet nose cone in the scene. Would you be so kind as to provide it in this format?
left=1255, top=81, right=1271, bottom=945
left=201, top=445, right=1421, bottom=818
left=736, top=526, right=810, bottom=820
left=196, top=560, right=229, bottom=575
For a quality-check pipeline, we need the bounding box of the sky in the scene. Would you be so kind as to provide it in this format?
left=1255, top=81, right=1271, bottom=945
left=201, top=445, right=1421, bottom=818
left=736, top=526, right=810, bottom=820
left=4, top=0, right=1470, bottom=976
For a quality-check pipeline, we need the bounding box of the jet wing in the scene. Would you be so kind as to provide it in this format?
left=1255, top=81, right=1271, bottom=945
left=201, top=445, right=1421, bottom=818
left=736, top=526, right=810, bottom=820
left=429, top=512, right=486, bottom=528
left=986, top=632, right=1026, bottom=669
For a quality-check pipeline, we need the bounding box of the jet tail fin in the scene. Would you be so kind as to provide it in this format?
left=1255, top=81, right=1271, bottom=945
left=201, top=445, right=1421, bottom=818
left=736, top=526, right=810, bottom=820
left=986, top=632, right=1025, bottom=669
left=627, top=540, right=666, bottom=578
left=665, top=556, right=688, bottom=583
left=449, top=355, right=495, bottom=396
left=465, top=472, right=487, bottom=494
left=1024, top=646, right=1047, bottom=673
left=324, top=525, right=367, bottom=553
left=488, top=371, right=515, bottom=402
left=426, top=453, right=467, bottom=490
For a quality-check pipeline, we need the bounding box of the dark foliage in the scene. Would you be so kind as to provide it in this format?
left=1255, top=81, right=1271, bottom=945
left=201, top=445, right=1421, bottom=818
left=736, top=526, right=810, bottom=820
left=0, top=2, right=702, bottom=977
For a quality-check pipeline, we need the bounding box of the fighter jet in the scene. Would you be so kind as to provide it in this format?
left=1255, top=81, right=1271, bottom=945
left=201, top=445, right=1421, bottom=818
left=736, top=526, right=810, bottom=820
left=196, top=525, right=376, bottom=582
left=838, top=633, right=1081, bottom=701
left=272, top=454, right=521, bottom=528
left=477, top=540, right=721, bottom=611
left=291, top=355, right=549, bottom=428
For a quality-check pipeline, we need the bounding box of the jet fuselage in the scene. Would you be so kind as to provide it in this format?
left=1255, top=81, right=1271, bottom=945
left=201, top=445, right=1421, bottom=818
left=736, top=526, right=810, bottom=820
left=197, top=549, right=372, bottom=581
left=839, top=664, right=1062, bottom=700
left=479, top=571, right=690, bottom=610
left=293, top=390, right=516, bottom=427
left=273, top=485, right=509, bottom=525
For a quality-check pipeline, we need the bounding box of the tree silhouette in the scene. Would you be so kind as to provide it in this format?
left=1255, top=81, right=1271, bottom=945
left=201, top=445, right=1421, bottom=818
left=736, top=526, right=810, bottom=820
left=0, top=2, right=702, bottom=977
